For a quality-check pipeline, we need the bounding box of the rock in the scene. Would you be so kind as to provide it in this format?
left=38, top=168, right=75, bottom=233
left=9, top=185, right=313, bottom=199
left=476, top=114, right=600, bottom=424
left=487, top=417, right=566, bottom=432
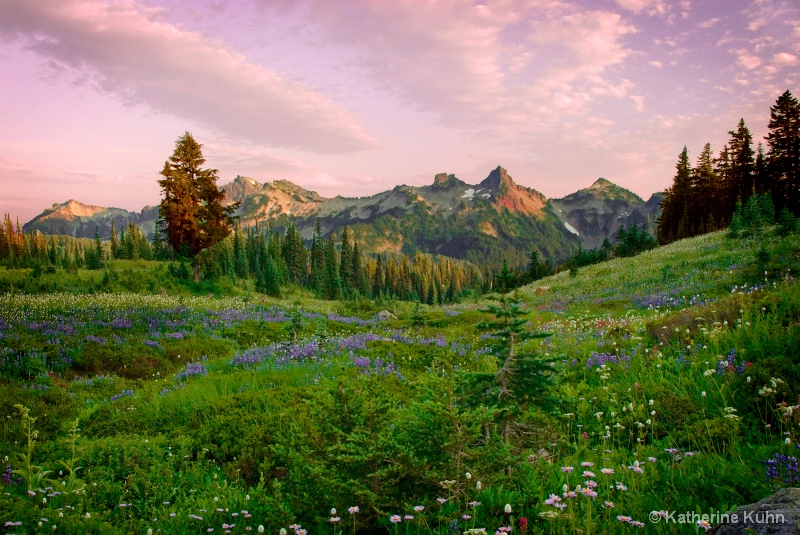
left=376, top=310, right=397, bottom=320
left=711, top=487, right=800, bottom=535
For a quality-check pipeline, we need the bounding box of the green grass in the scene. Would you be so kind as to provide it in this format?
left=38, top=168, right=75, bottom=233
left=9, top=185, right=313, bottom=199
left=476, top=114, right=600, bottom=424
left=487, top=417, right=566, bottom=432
left=1, top=231, right=799, bottom=534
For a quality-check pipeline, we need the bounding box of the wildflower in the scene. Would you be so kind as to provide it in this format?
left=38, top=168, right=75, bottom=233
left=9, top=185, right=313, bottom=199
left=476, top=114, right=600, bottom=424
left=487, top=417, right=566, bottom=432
left=85, top=513, right=90, bottom=519
left=468, top=501, right=481, bottom=507
left=702, top=391, right=707, bottom=397
left=297, top=530, right=307, bottom=535
left=465, top=472, right=472, bottom=480
left=437, top=498, right=448, bottom=504
left=580, top=461, right=594, bottom=467
left=582, top=471, right=595, bottom=478
left=390, top=515, right=402, bottom=523
left=649, top=399, right=654, bottom=406
left=330, top=517, right=340, bottom=523
left=615, top=482, right=628, bottom=491
left=504, top=504, right=512, bottom=514
left=600, top=468, right=614, bottom=475
left=561, top=466, right=574, bottom=473
left=544, top=494, right=561, bottom=505
left=579, top=488, right=598, bottom=498
left=404, top=515, right=414, bottom=520
left=414, top=506, right=425, bottom=512
left=462, top=514, right=472, bottom=520
left=604, top=501, right=614, bottom=508
left=348, top=506, right=360, bottom=514
left=697, top=519, right=713, bottom=532
left=585, top=480, right=598, bottom=489
left=617, top=515, right=632, bottom=523
left=476, top=481, right=482, bottom=490
left=648, top=457, right=657, bottom=463
left=630, top=520, right=645, bottom=527
left=563, top=490, right=577, bottom=499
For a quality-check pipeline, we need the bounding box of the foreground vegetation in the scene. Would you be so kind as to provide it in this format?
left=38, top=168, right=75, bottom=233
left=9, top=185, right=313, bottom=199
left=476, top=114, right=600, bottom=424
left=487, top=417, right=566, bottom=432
left=1, top=229, right=800, bottom=534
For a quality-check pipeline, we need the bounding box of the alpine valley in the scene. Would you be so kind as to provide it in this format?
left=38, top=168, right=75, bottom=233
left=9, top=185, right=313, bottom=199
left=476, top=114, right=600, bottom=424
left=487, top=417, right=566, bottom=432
left=23, top=166, right=661, bottom=266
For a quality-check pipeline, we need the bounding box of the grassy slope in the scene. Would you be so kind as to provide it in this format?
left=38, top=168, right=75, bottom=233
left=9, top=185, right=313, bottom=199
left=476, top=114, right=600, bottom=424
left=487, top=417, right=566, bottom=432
left=1, top=230, right=799, bottom=534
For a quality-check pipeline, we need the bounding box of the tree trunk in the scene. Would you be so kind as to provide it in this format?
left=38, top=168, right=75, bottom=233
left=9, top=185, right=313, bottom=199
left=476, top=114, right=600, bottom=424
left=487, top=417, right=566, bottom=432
left=193, top=258, right=200, bottom=283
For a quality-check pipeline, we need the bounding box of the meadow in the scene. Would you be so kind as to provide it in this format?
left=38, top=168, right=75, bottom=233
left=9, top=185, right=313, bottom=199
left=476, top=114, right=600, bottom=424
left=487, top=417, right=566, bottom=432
left=1, top=230, right=799, bottom=534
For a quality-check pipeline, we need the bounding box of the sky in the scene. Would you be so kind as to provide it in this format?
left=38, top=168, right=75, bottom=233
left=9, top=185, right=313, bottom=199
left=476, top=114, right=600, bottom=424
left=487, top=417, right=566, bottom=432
left=1, top=0, right=799, bottom=224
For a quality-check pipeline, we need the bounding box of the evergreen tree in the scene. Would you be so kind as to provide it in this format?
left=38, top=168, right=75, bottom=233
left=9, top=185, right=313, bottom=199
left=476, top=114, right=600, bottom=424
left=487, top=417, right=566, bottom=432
left=339, top=227, right=354, bottom=296
left=777, top=207, right=799, bottom=236
left=728, top=118, right=755, bottom=211
left=310, top=221, right=326, bottom=296
left=475, top=295, right=553, bottom=446
left=233, top=228, right=248, bottom=278
left=766, top=90, right=800, bottom=215
left=714, top=145, right=732, bottom=226
left=110, top=221, right=119, bottom=259
left=323, top=233, right=340, bottom=300
left=86, top=225, right=103, bottom=270
left=690, top=143, right=717, bottom=234
left=657, top=147, right=692, bottom=244
left=158, top=132, right=236, bottom=281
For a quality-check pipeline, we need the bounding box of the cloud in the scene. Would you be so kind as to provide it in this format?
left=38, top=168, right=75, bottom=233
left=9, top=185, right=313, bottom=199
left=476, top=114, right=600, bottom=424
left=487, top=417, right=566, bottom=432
left=697, top=17, right=720, bottom=29
left=734, top=50, right=763, bottom=69
left=0, top=0, right=379, bottom=154
left=613, top=0, right=667, bottom=15
left=773, top=51, right=798, bottom=64
left=256, top=0, right=639, bottom=150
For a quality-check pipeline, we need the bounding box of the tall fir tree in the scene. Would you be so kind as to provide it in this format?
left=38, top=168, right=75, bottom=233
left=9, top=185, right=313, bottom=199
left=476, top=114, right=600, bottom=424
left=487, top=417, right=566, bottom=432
left=339, top=227, right=353, bottom=296
left=766, top=90, right=800, bottom=215
left=158, top=132, right=236, bottom=281
left=727, top=118, right=755, bottom=212
left=657, top=146, right=692, bottom=244
left=310, top=221, right=326, bottom=296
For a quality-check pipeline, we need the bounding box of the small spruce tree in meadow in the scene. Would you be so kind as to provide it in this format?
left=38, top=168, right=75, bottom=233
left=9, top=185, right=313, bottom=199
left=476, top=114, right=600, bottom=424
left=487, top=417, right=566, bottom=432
left=475, top=294, right=553, bottom=446
left=776, top=207, right=799, bottom=236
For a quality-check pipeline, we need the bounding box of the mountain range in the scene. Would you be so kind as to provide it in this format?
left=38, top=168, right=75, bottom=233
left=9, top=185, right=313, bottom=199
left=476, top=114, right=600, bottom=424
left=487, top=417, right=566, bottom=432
left=22, top=167, right=661, bottom=266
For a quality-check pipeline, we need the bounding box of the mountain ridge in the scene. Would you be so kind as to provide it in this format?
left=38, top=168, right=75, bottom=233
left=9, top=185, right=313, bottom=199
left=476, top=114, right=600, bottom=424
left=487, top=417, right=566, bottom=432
left=22, top=167, right=661, bottom=265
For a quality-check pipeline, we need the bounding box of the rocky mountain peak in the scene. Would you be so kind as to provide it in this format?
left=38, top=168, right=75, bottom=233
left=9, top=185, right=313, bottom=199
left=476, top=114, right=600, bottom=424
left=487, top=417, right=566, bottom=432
left=431, top=173, right=465, bottom=189
left=478, top=166, right=516, bottom=191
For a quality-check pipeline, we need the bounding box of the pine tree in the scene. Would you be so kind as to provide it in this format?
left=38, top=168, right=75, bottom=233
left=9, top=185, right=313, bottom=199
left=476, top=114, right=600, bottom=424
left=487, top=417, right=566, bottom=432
left=110, top=221, right=119, bottom=259
left=158, top=132, right=236, bottom=281
left=714, top=145, right=733, bottom=226
left=339, top=227, right=353, bottom=296
left=766, top=90, right=800, bottom=215
left=728, top=118, right=755, bottom=212
left=690, top=143, right=717, bottom=235
left=233, top=228, right=248, bottom=278
left=310, top=221, right=326, bottom=296
left=323, top=233, right=340, bottom=300
left=657, top=147, right=692, bottom=244
left=475, top=295, right=553, bottom=446
left=86, top=225, right=103, bottom=270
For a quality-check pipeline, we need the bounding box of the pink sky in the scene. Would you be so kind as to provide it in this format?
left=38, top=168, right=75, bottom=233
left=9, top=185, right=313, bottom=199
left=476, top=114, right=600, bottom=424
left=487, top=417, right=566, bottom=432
left=1, top=0, right=798, bottom=223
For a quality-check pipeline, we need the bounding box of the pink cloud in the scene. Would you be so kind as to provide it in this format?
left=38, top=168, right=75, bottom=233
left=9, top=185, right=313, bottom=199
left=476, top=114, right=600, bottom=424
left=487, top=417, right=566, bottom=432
left=0, top=0, right=379, bottom=154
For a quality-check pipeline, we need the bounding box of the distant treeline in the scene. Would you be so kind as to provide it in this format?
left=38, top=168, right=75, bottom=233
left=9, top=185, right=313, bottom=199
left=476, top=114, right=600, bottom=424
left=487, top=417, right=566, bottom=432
left=0, top=215, right=489, bottom=303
